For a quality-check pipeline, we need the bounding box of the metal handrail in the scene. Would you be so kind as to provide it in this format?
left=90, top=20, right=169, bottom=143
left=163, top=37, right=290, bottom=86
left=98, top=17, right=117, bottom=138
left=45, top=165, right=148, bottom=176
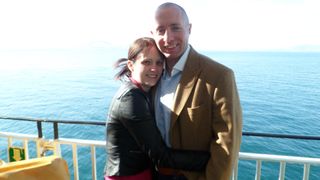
left=0, top=116, right=105, bottom=125
left=1, top=116, right=104, bottom=140
left=243, top=132, right=320, bottom=140
left=236, top=152, right=320, bottom=180
left=2, top=116, right=320, bottom=180
left=1, top=116, right=320, bottom=141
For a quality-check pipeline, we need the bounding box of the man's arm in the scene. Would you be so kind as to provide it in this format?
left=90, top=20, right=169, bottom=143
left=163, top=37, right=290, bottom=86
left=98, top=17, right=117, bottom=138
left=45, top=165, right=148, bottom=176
left=206, top=69, right=243, bottom=180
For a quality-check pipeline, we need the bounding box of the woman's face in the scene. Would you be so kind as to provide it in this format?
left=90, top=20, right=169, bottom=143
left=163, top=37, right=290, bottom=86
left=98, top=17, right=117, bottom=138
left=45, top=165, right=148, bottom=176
left=128, top=46, right=164, bottom=91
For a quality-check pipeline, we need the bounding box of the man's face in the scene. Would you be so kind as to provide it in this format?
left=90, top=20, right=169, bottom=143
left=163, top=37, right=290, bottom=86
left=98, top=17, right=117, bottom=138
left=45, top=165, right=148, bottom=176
left=151, top=7, right=191, bottom=63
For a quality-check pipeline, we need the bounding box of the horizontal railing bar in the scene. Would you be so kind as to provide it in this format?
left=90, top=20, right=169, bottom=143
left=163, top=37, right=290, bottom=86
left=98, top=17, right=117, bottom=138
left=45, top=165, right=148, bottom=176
left=58, top=138, right=106, bottom=147
left=243, top=132, right=320, bottom=140
left=240, top=152, right=320, bottom=165
left=0, top=132, right=39, bottom=140
left=0, top=132, right=105, bottom=146
left=2, top=116, right=320, bottom=141
left=0, top=116, right=105, bottom=126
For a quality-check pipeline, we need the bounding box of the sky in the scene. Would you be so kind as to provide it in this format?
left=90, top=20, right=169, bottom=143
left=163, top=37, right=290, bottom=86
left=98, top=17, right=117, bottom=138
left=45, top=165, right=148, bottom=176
left=0, top=0, right=320, bottom=52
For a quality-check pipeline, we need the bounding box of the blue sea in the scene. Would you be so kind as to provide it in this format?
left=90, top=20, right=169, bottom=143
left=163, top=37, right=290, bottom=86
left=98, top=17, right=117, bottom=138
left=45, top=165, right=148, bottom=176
left=1, top=49, right=320, bottom=179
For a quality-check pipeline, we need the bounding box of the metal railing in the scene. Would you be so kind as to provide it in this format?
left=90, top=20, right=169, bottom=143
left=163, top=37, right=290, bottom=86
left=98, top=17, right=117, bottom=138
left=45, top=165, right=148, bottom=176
left=0, top=116, right=106, bottom=180
left=235, top=152, right=320, bottom=180
left=1, top=116, right=320, bottom=180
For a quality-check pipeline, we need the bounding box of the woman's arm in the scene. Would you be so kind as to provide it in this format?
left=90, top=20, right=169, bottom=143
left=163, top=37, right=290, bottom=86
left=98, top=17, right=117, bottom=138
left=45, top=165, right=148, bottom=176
left=119, top=89, right=210, bottom=171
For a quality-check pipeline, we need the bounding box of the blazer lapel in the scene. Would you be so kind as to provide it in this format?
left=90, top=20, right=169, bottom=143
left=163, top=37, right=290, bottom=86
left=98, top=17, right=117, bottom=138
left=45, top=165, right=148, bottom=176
left=171, top=47, right=201, bottom=128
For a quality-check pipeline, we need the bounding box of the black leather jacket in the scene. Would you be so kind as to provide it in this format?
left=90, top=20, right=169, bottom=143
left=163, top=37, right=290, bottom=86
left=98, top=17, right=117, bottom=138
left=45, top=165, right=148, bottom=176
left=105, top=81, right=209, bottom=176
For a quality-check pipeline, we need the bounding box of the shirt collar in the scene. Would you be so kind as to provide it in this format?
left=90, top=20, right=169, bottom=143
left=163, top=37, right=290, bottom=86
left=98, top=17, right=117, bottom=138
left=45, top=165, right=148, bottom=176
left=171, top=45, right=190, bottom=75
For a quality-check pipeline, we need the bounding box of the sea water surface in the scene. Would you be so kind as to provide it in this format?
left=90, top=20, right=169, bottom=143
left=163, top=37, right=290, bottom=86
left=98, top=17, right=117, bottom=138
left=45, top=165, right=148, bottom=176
left=0, top=49, right=320, bottom=179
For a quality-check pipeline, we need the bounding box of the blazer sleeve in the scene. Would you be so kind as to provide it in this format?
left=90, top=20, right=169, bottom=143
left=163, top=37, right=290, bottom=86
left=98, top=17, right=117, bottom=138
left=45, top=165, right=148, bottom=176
left=206, top=69, right=242, bottom=180
left=119, top=89, right=210, bottom=171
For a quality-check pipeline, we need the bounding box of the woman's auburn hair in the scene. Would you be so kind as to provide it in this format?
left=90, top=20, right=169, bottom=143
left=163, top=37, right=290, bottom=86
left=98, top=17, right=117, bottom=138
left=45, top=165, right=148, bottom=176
left=114, top=37, right=164, bottom=80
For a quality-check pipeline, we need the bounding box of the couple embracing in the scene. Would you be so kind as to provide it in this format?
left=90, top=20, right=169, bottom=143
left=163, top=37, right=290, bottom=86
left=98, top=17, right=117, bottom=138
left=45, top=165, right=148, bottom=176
left=105, top=2, right=242, bottom=180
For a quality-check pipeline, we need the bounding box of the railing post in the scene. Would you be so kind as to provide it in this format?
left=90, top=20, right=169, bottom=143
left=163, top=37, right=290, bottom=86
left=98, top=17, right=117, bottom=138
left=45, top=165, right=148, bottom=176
left=255, top=160, right=261, bottom=180
left=36, top=138, right=42, bottom=157
left=7, top=137, right=12, bottom=162
left=279, top=161, right=286, bottom=180
left=53, top=122, right=61, bottom=156
left=23, top=139, right=29, bottom=160
left=72, top=144, right=79, bottom=180
left=36, top=121, right=43, bottom=157
left=303, top=164, right=310, bottom=180
left=37, top=121, right=43, bottom=138
left=232, top=158, right=239, bottom=180
left=53, top=122, right=59, bottom=139
left=91, top=146, right=97, bottom=180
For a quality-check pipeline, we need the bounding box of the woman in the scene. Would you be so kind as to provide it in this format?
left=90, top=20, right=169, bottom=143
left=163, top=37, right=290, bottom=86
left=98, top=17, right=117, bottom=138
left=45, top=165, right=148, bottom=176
left=105, top=37, right=209, bottom=180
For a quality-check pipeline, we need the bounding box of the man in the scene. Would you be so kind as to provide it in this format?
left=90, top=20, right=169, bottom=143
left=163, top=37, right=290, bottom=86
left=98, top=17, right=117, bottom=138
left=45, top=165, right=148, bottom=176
left=151, top=2, right=243, bottom=180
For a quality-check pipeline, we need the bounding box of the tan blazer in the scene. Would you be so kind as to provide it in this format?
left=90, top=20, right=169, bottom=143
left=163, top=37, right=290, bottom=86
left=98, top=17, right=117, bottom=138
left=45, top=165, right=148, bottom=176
left=170, top=47, right=242, bottom=180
